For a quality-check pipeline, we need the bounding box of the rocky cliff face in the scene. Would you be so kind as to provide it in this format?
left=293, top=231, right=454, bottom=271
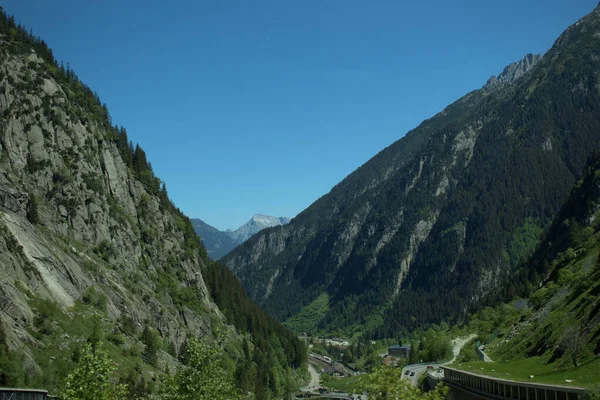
left=484, top=53, right=543, bottom=89
left=0, top=12, right=305, bottom=397
left=223, top=4, right=600, bottom=335
left=0, top=32, right=229, bottom=370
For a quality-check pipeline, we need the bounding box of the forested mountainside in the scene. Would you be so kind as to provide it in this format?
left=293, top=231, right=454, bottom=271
left=0, top=8, right=304, bottom=398
left=192, top=215, right=290, bottom=260
left=463, top=153, right=600, bottom=380
left=223, top=3, right=600, bottom=337
left=505, top=152, right=600, bottom=366
left=191, top=218, right=238, bottom=259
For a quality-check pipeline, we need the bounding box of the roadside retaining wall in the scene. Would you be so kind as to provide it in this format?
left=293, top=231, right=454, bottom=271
left=441, top=367, right=586, bottom=400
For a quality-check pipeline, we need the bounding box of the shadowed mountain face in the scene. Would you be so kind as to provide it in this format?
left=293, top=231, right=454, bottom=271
left=192, top=215, right=290, bottom=259
left=223, top=4, right=600, bottom=336
left=191, top=218, right=238, bottom=259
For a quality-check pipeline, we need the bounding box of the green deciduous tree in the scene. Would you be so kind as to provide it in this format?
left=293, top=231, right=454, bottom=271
left=160, top=337, right=240, bottom=400
left=358, top=365, right=449, bottom=400
left=417, top=329, right=452, bottom=363
left=561, top=325, right=586, bottom=368
left=61, top=342, right=128, bottom=400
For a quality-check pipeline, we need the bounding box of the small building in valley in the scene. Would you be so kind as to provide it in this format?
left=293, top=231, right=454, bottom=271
left=388, top=345, right=411, bottom=359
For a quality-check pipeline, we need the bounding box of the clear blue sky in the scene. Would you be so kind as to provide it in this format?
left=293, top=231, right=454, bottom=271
left=3, top=1, right=598, bottom=230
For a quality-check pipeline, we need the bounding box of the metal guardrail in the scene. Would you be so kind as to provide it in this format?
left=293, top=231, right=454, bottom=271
left=440, top=367, right=586, bottom=400
left=0, top=387, right=49, bottom=400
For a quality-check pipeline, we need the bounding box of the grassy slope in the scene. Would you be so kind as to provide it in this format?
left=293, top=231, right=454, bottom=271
left=320, top=374, right=362, bottom=393
left=455, top=358, right=600, bottom=389
left=284, top=293, right=330, bottom=334
left=453, top=158, right=600, bottom=389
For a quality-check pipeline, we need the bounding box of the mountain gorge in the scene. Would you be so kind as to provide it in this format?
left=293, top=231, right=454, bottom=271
left=223, top=4, right=600, bottom=337
left=192, top=214, right=290, bottom=259
left=0, top=9, right=304, bottom=398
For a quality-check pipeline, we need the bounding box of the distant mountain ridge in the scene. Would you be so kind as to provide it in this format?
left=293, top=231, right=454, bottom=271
left=484, top=53, right=543, bottom=89
left=192, top=214, right=290, bottom=259
left=190, top=218, right=238, bottom=260
left=228, top=214, right=291, bottom=243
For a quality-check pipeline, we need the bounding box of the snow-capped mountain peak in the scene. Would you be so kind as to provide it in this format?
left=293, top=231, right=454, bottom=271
left=229, top=214, right=290, bottom=243
left=192, top=214, right=290, bottom=259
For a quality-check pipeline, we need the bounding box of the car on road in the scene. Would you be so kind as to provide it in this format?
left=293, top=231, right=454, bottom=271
left=426, top=366, right=433, bottom=369
left=410, top=372, right=415, bottom=376
left=404, top=370, right=410, bottom=375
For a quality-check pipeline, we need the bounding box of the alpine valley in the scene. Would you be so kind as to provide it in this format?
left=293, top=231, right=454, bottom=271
left=2, top=2, right=600, bottom=399
left=223, top=4, right=600, bottom=338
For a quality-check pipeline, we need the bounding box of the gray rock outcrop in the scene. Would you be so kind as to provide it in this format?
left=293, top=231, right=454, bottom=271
left=484, top=53, right=543, bottom=90
left=0, top=42, right=227, bottom=361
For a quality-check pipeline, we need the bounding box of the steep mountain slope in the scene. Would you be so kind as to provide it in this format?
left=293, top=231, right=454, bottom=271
left=459, top=153, right=600, bottom=384
left=223, top=4, right=600, bottom=336
left=501, top=152, right=600, bottom=367
left=0, top=9, right=304, bottom=397
left=191, top=218, right=238, bottom=259
left=192, top=215, right=290, bottom=259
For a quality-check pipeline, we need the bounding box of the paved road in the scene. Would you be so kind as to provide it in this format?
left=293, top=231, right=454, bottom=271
left=449, top=334, right=477, bottom=363
left=402, top=363, right=434, bottom=386
left=298, top=364, right=362, bottom=399
left=306, top=364, right=320, bottom=391
left=401, top=334, right=477, bottom=386
left=300, top=363, right=321, bottom=393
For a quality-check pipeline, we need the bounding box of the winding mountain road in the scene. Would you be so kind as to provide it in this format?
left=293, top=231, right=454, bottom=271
left=300, top=363, right=321, bottom=393
left=401, top=334, right=477, bottom=386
